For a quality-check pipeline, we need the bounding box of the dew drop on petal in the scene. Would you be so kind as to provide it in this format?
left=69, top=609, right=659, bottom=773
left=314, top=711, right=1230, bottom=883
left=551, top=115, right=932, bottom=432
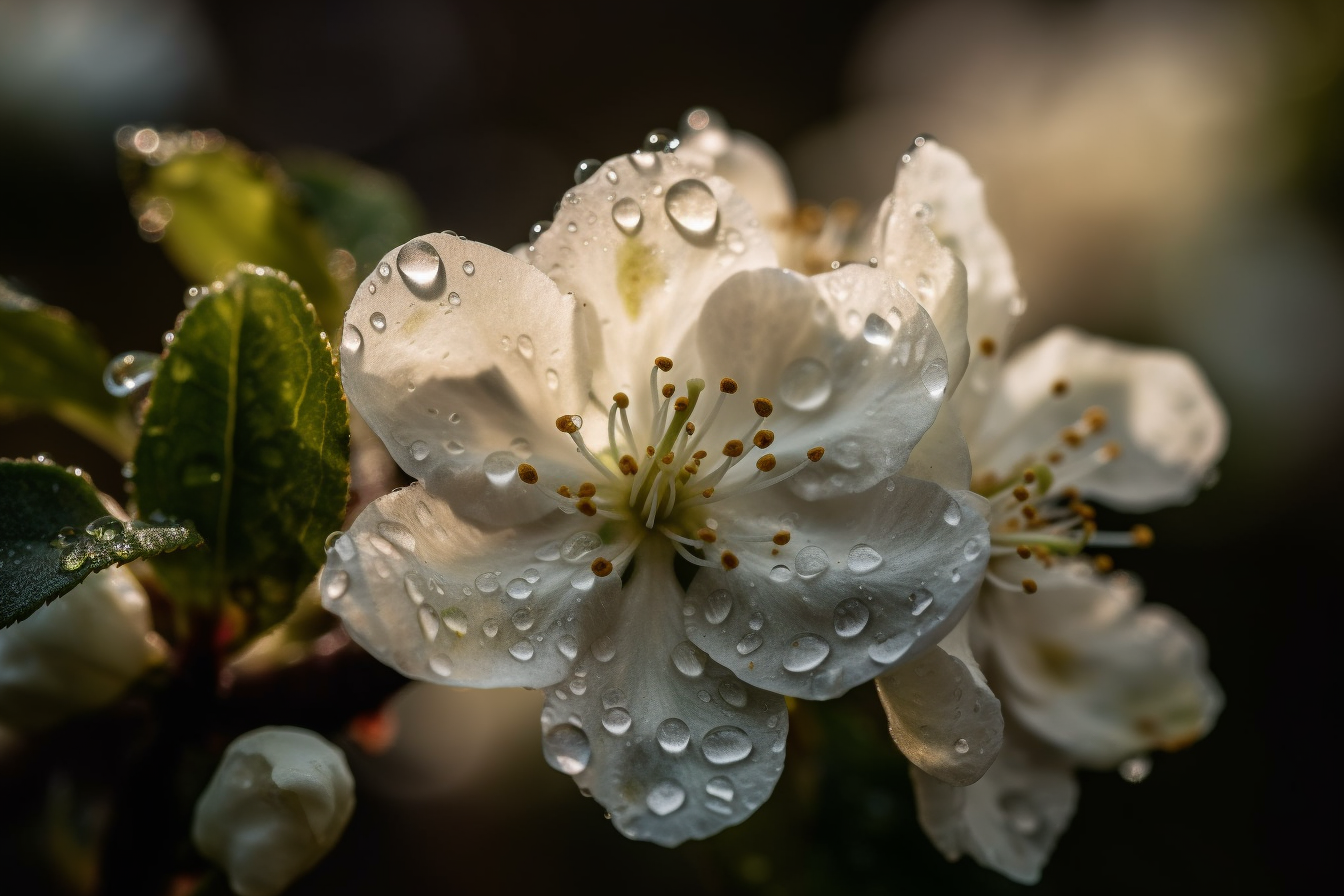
left=509, top=640, right=535, bottom=661
left=103, top=351, right=158, bottom=397
left=921, top=357, right=949, bottom=396
left=442, top=607, right=469, bottom=637
left=847, top=544, right=882, bottom=574
left=701, top=726, right=753, bottom=764
left=562, top=531, right=602, bottom=562
left=768, top=565, right=792, bottom=583
left=736, top=632, right=763, bottom=655
left=862, top=313, right=895, bottom=346
left=964, top=539, right=984, bottom=561
left=377, top=522, right=416, bottom=552
left=748, top=612, right=764, bottom=632
left=410, top=440, right=430, bottom=461
left=462, top=261, right=475, bottom=276
left=511, top=607, right=534, bottom=631
left=646, top=781, right=685, bottom=816
left=428, top=656, right=452, bottom=677
left=868, top=631, right=914, bottom=664
left=778, top=358, right=832, bottom=411
left=704, top=589, right=732, bottom=624
left=342, top=324, right=363, bottom=353
left=954, top=738, right=970, bottom=754
left=783, top=633, right=830, bottom=672
left=545, top=369, right=560, bottom=391
left=484, top=451, right=518, bottom=486
left=474, top=572, right=500, bottom=594
left=378, top=262, right=391, bottom=279
left=795, top=545, right=830, bottom=579
left=557, top=634, right=579, bottom=659
left=482, top=618, right=499, bottom=637
left=944, top=502, right=962, bottom=526
left=672, top=641, right=705, bottom=677
left=612, top=198, right=643, bottom=235
left=418, top=606, right=440, bottom=641
left=665, top=179, right=719, bottom=239
left=396, top=239, right=444, bottom=296
left=535, top=542, right=562, bottom=562
left=574, top=159, right=601, bottom=184
left=910, top=589, right=934, bottom=616
left=656, top=718, right=691, bottom=753
left=724, top=228, right=745, bottom=254
left=602, top=707, right=632, bottom=735
left=592, top=635, right=616, bottom=662
left=403, top=573, right=427, bottom=605
left=604, top=168, right=619, bottom=185
left=718, top=678, right=748, bottom=708
left=322, top=570, right=349, bottom=600
left=706, top=777, right=734, bottom=801
left=370, top=312, right=387, bottom=332
left=506, top=578, right=533, bottom=600
left=602, top=689, right=626, bottom=710
left=523, top=566, right=540, bottom=583
left=544, top=724, right=591, bottom=774
left=833, top=598, right=870, bottom=637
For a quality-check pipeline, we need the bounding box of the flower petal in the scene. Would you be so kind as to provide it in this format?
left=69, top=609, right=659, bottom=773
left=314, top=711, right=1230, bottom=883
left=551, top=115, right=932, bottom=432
left=320, top=483, right=630, bottom=689
left=678, top=110, right=795, bottom=235
left=877, top=615, right=1004, bottom=786
left=903, top=403, right=972, bottom=491
left=692, top=265, right=951, bottom=499
left=684, top=479, right=989, bottom=699
left=911, top=722, right=1078, bottom=885
left=980, top=556, right=1223, bottom=767
left=341, top=234, right=596, bottom=528
left=972, top=326, right=1227, bottom=511
left=541, top=540, right=787, bottom=847
left=529, top=151, right=777, bottom=386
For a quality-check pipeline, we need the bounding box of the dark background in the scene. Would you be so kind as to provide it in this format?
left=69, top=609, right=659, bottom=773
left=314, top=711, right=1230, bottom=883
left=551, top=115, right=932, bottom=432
left=1, top=0, right=1340, bottom=893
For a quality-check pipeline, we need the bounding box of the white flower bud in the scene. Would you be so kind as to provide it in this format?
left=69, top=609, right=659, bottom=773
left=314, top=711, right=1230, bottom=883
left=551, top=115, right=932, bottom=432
left=0, top=565, right=161, bottom=730
left=192, top=726, right=355, bottom=896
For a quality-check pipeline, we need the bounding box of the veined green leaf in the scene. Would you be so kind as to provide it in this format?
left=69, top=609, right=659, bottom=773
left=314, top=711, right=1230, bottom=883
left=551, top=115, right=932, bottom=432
left=0, top=459, right=201, bottom=629
left=133, top=266, right=349, bottom=636
left=0, top=281, right=136, bottom=460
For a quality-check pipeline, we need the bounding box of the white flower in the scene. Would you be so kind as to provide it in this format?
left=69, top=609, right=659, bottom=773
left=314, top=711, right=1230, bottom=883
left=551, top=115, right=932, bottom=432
left=320, top=146, right=991, bottom=845
left=0, top=565, right=161, bottom=731
left=192, top=726, right=355, bottom=896
left=868, top=138, right=1227, bottom=883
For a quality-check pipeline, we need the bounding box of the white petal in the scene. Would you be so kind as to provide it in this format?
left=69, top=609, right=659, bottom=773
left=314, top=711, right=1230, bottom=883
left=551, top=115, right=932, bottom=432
left=542, top=540, right=786, bottom=847
left=982, top=556, right=1223, bottom=766
left=342, top=234, right=596, bottom=527
left=320, top=483, right=630, bottom=690
left=903, top=402, right=972, bottom=491
left=877, top=614, right=1003, bottom=786
left=529, top=151, right=777, bottom=384
left=678, top=116, right=795, bottom=234
left=973, top=326, right=1227, bottom=511
left=692, top=265, right=950, bottom=499
left=911, top=723, right=1077, bottom=885
left=684, top=479, right=989, bottom=699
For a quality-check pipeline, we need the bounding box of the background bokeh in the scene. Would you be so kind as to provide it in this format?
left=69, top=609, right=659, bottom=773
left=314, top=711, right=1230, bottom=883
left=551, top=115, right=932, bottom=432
left=1, top=0, right=1340, bottom=892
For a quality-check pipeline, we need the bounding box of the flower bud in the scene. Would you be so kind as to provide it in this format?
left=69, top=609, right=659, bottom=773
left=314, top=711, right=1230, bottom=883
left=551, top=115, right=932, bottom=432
left=0, top=566, right=161, bottom=730
left=192, top=727, right=355, bottom=896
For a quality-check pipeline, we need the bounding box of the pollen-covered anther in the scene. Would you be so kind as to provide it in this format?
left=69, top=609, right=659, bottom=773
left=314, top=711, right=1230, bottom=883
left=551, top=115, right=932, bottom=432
left=1131, top=524, right=1155, bottom=547
left=618, top=455, right=639, bottom=475
left=1094, top=554, right=1115, bottom=572
left=1021, top=505, right=1038, bottom=521
left=1023, top=470, right=1037, bottom=484
left=661, top=452, right=675, bottom=465
left=1069, top=501, right=1096, bottom=521
left=1022, top=578, right=1039, bottom=594
left=1052, top=378, right=1070, bottom=397
left=613, top=392, right=630, bottom=409
left=719, top=377, right=739, bottom=394
left=1100, top=440, right=1123, bottom=461
left=646, top=445, right=655, bottom=457
left=1061, top=428, right=1084, bottom=448
left=557, top=485, right=573, bottom=498
left=1012, top=485, right=1030, bottom=502
left=979, top=336, right=997, bottom=356
left=517, top=463, right=539, bottom=484
left=662, top=383, right=675, bottom=399
left=591, top=557, right=614, bottom=577
left=723, top=439, right=744, bottom=458
left=576, top=498, right=597, bottom=516
left=577, top=482, right=597, bottom=498
left=756, top=454, right=777, bottom=472
left=721, top=551, right=740, bottom=570
left=556, top=415, right=580, bottom=434
left=752, top=430, right=775, bottom=449
left=692, top=450, right=707, bottom=460
left=1047, top=450, right=1065, bottom=464
left=772, top=531, right=791, bottom=545
left=752, top=398, right=774, bottom=418
left=701, top=487, right=714, bottom=498
left=654, top=356, right=674, bottom=372
left=1083, top=406, right=1108, bottom=433
left=1016, top=545, right=1032, bottom=559
left=697, top=527, right=717, bottom=543
left=684, top=422, right=695, bottom=435
left=674, top=396, right=689, bottom=412
left=806, top=446, right=825, bottom=462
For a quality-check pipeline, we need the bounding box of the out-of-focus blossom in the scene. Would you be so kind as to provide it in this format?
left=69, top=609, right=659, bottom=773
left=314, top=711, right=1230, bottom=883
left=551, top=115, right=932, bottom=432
left=0, top=564, right=162, bottom=730
left=192, top=726, right=355, bottom=896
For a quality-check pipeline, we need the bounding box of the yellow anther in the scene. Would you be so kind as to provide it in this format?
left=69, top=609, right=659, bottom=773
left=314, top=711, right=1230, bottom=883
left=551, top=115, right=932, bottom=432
left=701, top=487, right=714, bottom=498
left=752, top=398, right=774, bottom=418
left=577, top=482, right=596, bottom=498
left=1016, top=545, right=1032, bottom=559
left=1023, top=470, right=1036, bottom=484
left=517, top=463, right=539, bottom=484
left=1094, top=554, right=1115, bottom=572
left=646, top=445, right=655, bottom=457
left=1084, top=406, right=1108, bottom=433
left=662, top=453, right=675, bottom=465
left=979, top=336, right=997, bottom=356
left=697, top=527, right=717, bottom=543
left=654, top=356, right=673, bottom=372
left=683, top=464, right=698, bottom=475
left=719, top=377, right=739, bottom=394
left=1131, top=524, right=1155, bottom=547
left=1022, top=578, right=1039, bottom=594
left=753, top=430, right=775, bottom=449
left=756, top=454, right=777, bottom=472
left=591, top=557, right=614, bottom=577
left=674, top=396, right=689, bottom=412
left=1012, top=485, right=1030, bottom=502
left=576, top=498, right=597, bottom=516
left=556, top=415, right=580, bottom=433
left=662, top=383, right=675, bottom=398
left=692, top=450, right=707, bottom=460
left=557, top=485, right=573, bottom=498
left=721, top=550, right=740, bottom=570
left=1069, top=501, right=1097, bottom=521
left=723, top=439, right=744, bottom=457
left=613, top=392, right=630, bottom=409
left=618, top=455, right=639, bottom=475
left=684, top=421, right=695, bottom=435
left=1061, top=428, right=1084, bottom=448
left=772, top=531, right=791, bottom=545
left=1052, top=379, right=1069, bottom=397
left=806, top=446, right=825, bottom=462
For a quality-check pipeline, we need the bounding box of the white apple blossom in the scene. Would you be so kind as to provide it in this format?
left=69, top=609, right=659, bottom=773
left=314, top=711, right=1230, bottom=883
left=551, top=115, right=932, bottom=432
left=867, top=138, right=1226, bottom=883
left=319, top=146, right=991, bottom=845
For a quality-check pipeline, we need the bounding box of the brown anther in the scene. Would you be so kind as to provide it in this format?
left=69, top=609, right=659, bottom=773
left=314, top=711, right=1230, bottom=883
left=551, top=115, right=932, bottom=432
left=557, top=485, right=573, bottom=498
left=1062, top=487, right=1081, bottom=501
left=591, top=557, right=614, bottom=577
left=772, top=531, right=791, bottom=545
left=1023, top=470, right=1037, bottom=484
left=978, top=336, right=997, bottom=356
left=701, top=487, right=714, bottom=498
left=576, top=498, right=597, bottom=516
left=1047, top=450, right=1065, bottom=464
left=1012, top=485, right=1030, bottom=502
left=697, top=527, right=717, bottom=543
left=662, top=452, right=675, bottom=465
left=1022, top=578, right=1039, bottom=594
left=1094, top=554, right=1115, bottom=572
left=692, top=450, right=707, bottom=460
left=806, top=446, right=825, bottom=462
left=1082, top=520, right=1098, bottom=538
left=1101, top=440, right=1123, bottom=461
left=723, top=439, right=744, bottom=457
left=1083, top=406, right=1108, bottom=433
left=556, top=415, right=579, bottom=433
left=1052, top=378, right=1069, bottom=397
left=683, top=465, right=698, bottom=475
left=1021, top=505, right=1038, bottom=521
left=721, top=550, right=740, bottom=570
left=719, top=377, right=739, bottom=394
left=618, top=455, right=639, bottom=475
left=753, top=430, right=775, bottom=449
left=1061, top=428, right=1084, bottom=448
left=684, top=422, right=695, bottom=436
left=756, top=454, right=777, bottom=472
left=662, top=383, right=675, bottom=398
left=654, top=356, right=673, bottom=372
left=1016, top=545, right=1032, bottom=559
left=612, top=392, right=630, bottom=409
left=1131, top=524, right=1155, bottom=547
left=1069, top=501, right=1097, bottom=521
left=752, top=397, right=774, bottom=417
left=646, top=445, right=655, bottom=457
left=517, top=463, right=539, bottom=484
left=674, top=396, right=689, bottom=412
left=577, top=482, right=597, bottom=498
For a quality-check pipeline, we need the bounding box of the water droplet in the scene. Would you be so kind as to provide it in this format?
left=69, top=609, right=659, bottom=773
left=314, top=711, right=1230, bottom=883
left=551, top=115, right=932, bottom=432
left=964, top=539, right=983, bottom=561
left=535, top=542, right=561, bottom=562
left=370, top=312, right=387, bottom=332
left=834, top=438, right=863, bottom=470
left=462, top=261, right=475, bottom=276
left=915, top=274, right=934, bottom=299
left=862, top=313, right=896, bottom=347
left=910, top=589, right=933, bottom=616
left=921, top=357, right=949, bottom=396
left=646, top=781, right=685, bottom=816
left=448, top=412, right=462, bottom=424
left=778, top=357, right=833, bottom=411
left=474, top=572, right=500, bottom=594
left=396, top=239, right=444, bottom=297
left=509, top=640, right=535, bottom=661
left=528, top=220, right=550, bottom=243
left=761, top=564, right=790, bottom=584
left=604, top=168, right=619, bottom=184
left=545, top=368, right=560, bottom=391
left=748, top=612, right=764, bottom=631
left=736, top=632, right=763, bottom=655
left=483, top=618, right=500, bottom=637
left=561, top=531, right=602, bottom=561
left=556, top=634, right=579, bottom=659
left=833, top=598, right=870, bottom=637
left=954, top=737, right=970, bottom=754
left=378, top=262, right=391, bottom=279
left=1000, top=793, right=1040, bottom=836
left=656, top=718, right=691, bottom=753
left=574, top=159, right=601, bottom=184
left=1119, top=755, right=1152, bottom=783
left=644, top=128, right=681, bottom=152
left=377, top=522, right=416, bottom=552
left=511, top=607, right=534, bottom=630
left=442, top=607, right=469, bottom=637
left=665, top=179, right=719, bottom=240
left=569, top=678, right=587, bottom=695
left=446, top=441, right=465, bottom=455
left=523, top=567, right=541, bottom=583
left=592, top=635, right=616, bottom=662
left=103, top=351, right=159, bottom=397
left=724, top=228, right=745, bottom=254
left=944, top=502, right=962, bottom=525
left=671, top=641, right=705, bottom=677
left=484, top=451, right=519, bottom=486
left=610, top=197, right=644, bottom=236
left=342, top=324, right=363, bottom=353
left=429, top=656, right=452, bottom=677
left=410, top=440, right=430, bottom=461
left=705, top=589, right=732, bottom=624
left=783, top=633, right=830, bottom=672
left=847, top=544, right=882, bottom=574
left=795, top=545, right=829, bottom=579
left=706, top=776, right=734, bottom=801
left=403, top=573, right=427, bottom=605
left=701, top=726, right=753, bottom=764
left=323, top=570, right=349, bottom=600
left=718, top=680, right=748, bottom=710
left=602, top=707, right=632, bottom=735
left=602, top=689, right=626, bottom=709
left=868, top=631, right=914, bottom=664
left=506, top=577, right=534, bottom=600
left=544, top=724, right=591, bottom=774
left=418, top=606, right=440, bottom=641
left=517, top=335, right=534, bottom=359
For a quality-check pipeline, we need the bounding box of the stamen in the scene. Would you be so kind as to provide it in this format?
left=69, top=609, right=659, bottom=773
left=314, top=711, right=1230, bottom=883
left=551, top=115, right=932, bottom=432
left=655, top=356, right=674, bottom=372
left=698, top=527, right=718, bottom=543
left=615, top=393, right=637, bottom=456
left=1094, top=554, right=1114, bottom=572
left=1052, top=379, right=1069, bottom=396
left=752, top=398, right=774, bottom=418
left=577, top=482, right=596, bottom=497
left=807, top=447, right=825, bottom=462
left=672, top=540, right=718, bottom=568
left=721, top=550, right=740, bottom=570
left=752, top=430, right=775, bottom=450
left=1087, top=525, right=1154, bottom=548
left=618, top=455, right=639, bottom=475
left=979, top=337, right=997, bottom=356
left=659, top=527, right=703, bottom=546
left=723, top=439, right=744, bottom=457
left=773, top=531, right=790, bottom=545
left=517, top=463, right=539, bottom=484
left=576, top=498, right=597, bottom=516
left=755, top=454, right=777, bottom=472
left=662, top=383, right=676, bottom=399
left=1021, top=578, right=1039, bottom=594
left=591, top=557, right=614, bottom=577
left=557, top=485, right=572, bottom=498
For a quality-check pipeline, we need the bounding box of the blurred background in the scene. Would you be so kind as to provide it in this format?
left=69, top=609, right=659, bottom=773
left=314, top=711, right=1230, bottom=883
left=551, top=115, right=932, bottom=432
left=1, top=0, right=1339, bottom=892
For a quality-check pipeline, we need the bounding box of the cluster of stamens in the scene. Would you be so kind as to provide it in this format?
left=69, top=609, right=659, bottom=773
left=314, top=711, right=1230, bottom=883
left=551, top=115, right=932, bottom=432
left=515, top=356, right=825, bottom=579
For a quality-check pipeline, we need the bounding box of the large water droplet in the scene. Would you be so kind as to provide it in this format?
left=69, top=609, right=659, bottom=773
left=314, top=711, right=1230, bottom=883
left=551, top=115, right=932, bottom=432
left=429, top=656, right=452, bottom=677
left=768, top=565, right=792, bottom=583
left=783, top=633, right=831, bottom=672
left=506, top=578, right=533, bottom=600
left=646, top=781, right=685, bottom=816
left=718, top=679, right=748, bottom=708
left=103, top=351, right=159, bottom=397
left=474, top=572, right=500, bottom=594
left=944, top=502, right=962, bottom=526
left=377, top=522, right=416, bottom=552
left=748, top=612, right=764, bottom=631
left=704, top=589, right=732, bottom=624
left=544, top=724, right=591, bottom=774
left=370, top=312, right=387, bottom=332
left=736, top=632, right=763, bottom=655
left=442, top=607, right=469, bottom=637
left=410, top=440, right=430, bottom=461
left=778, top=357, right=833, bottom=411
left=868, top=631, right=914, bottom=664
left=462, top=261, right=475, bottom=276
left=795, top=545, right=830, bottom=579
left=556, top=634, right=579, bottom=659
left=484, top=451, right=519, bottom=486
left=342, top=324, right=363, bottom=353
left=910, top=589, right=933, bottom=616
left=921, top=357, right=949, bottom=396
left=602, top=707, right=632, bottom=735
left=403, top=573, right=427, bottom=605
left=574, top=159, right=601, bottom=184
left=656, top=718, right=691, bottom=753
left=665, top=179, right=719, bottom=240
left=612, top=198, right=643, bottom=235
left=964, top=538, right=983, bottom=561
left=396, top=239, right=444, bottom=297
left=561, top=531, right=602, bottom=561
left=509, top=640, right=535, bottom=661
left=592, top=635, right=616, bottom=662
left=701, top=726, right=753, bottom=764
left=671, top=641, right=705, bottom=677
left=862, top=313, right=896, bottom=346
left=705, top=776, right=734, bottom=801
left=833, top=598, right=870, bottom=637
left=511, top=607, right=534, bottom=631
left=954, top=737, right=970, bottom=754
left=322, top=570, right=349, bottom=600
left=847, top=544, right=883, bottom=574
left=418, top=605, right=440, bottom=641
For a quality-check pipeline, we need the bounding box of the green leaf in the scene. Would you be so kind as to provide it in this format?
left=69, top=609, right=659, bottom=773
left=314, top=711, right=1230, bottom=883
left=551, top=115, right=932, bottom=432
left=120, top=130, right=346, bottom=330
left=0, top=281, right=136, bottom=460
left=281, top=150, right=426, bottom=280
left=0, top=459, right=201, bottom=629
left=133, top=266, right=349, bottom=637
